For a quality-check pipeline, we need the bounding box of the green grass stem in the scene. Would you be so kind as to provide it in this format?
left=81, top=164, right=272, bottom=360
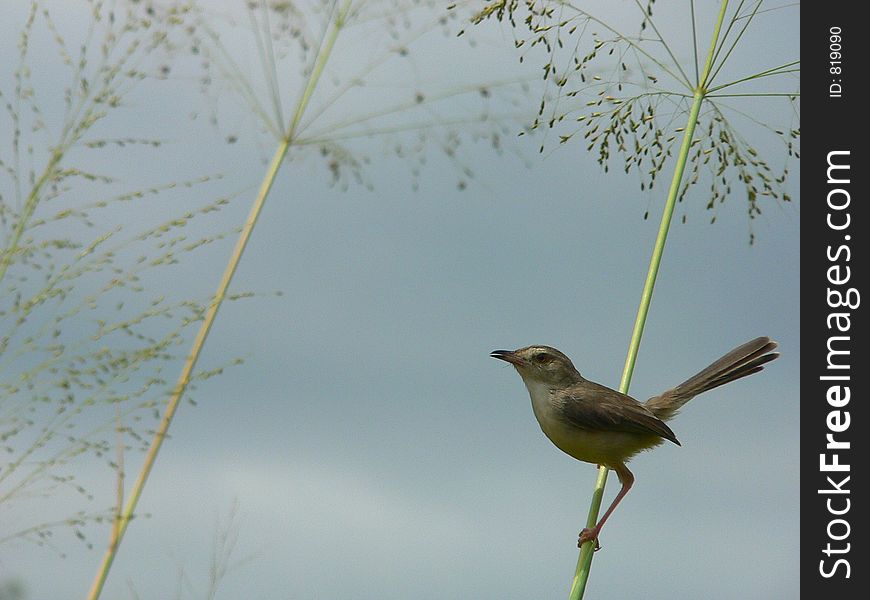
left=567, top=2, right=730, bottom=598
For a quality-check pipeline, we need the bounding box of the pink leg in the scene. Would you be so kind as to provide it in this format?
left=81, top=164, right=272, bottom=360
left=578, top=464, right=635, bottom=549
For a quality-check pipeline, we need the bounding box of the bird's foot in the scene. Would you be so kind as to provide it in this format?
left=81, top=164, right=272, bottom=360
left=578, top=527, right=601, bottom=551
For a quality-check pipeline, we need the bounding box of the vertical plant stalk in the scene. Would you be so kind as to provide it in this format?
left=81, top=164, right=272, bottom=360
left=568, top=2, right=730, bottom=598
left=85, top=3, right=352, bottom=598
left=84, top=136, right=291, bottom=600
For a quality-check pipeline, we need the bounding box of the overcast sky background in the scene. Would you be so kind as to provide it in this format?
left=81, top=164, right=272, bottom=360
left=2, top=1, right=799, bottom=599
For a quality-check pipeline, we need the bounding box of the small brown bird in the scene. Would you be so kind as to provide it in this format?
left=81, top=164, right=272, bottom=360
left=491, top=337, right=778, bottom=548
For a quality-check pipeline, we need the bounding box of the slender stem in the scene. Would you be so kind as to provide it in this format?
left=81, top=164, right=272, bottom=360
left=705, top=0, right=748, bottom=86
left=567, top=2, right=730, bottom=598
left=690, top=0, right=700, bottom=85
left=84, top=136, right=292, bottom=600
left=0, top=149, right=63, bottom=286
left=85, top=3, right=353, bottom=597
left=288, top=0, right=352, bottom=139
left=708, top=92, right=800, bottom=98
left=630, top=0, right=692, bottom=87
left=700, top=1, right=732, bottom=90
left=706, top=0, right=757, bottom=87
left=251, top=0, right=285, bottom=129
left=203, top=26, right=283, bottom=138
left=707, top=61, right=799, bottom=93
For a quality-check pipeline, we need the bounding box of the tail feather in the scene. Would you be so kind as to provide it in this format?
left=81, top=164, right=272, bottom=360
left=645, top=337, right=779, bottom=421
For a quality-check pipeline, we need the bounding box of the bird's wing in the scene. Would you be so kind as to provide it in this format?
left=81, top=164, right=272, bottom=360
left=558, top=381, right=681, bottom=446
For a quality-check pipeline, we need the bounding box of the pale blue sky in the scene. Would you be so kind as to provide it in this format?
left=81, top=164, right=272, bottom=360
left=2, top=2, right=799, bottom=599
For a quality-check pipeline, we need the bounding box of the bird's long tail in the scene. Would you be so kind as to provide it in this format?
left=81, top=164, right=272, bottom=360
left=644, top=337, right=779, bottom=421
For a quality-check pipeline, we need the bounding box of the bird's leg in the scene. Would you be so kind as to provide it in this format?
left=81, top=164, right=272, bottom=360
left=578, top=464, right=635, bottom=549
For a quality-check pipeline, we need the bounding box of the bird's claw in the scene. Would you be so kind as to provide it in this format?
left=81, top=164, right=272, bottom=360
left=578, top=528, right=601, bottom=551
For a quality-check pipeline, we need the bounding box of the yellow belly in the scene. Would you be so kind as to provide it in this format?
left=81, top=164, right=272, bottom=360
left=540, top=420, right=664, bottom=467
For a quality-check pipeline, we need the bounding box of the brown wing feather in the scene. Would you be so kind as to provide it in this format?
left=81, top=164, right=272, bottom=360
left=557, top=380, right=681, bottom=446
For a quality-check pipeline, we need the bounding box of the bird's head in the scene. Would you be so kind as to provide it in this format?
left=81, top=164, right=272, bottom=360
left=490, top=345, right=583, bottom=386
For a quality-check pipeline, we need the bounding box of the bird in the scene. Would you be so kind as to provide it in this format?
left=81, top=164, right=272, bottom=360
left=490, top=336, right=779, bottom=548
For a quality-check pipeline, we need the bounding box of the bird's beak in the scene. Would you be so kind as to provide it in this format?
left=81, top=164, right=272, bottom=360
left=490, top=349, right=524, bottom=365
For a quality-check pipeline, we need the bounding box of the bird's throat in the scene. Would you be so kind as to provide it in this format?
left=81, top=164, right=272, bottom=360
left=523, top=379, right=560, bottom=430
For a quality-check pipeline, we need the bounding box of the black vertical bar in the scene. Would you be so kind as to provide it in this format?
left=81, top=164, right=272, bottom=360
left=802, top=3, right=866, bottom=596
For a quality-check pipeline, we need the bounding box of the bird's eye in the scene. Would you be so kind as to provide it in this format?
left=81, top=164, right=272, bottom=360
left=533, top=352, right=551, bottom=364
